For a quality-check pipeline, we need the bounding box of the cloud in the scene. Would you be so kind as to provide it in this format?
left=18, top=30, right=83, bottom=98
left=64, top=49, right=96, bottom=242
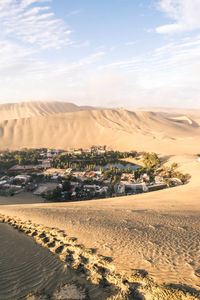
left=84, top=71, right=141, bottom=106
left=125, top=41, right=136, bottom=46
left=0, top=45, right=107, bottom=103
left=66, top=10, right=81, bottom=17
left=0, top=0, right=72, bottom=48
left=0, top=1, right=200, bottom=108
left=156, top=0, right=200, bottom=34
left=99, top=57, right=141, bottom=71
left=73, top=40, right=90, bottom=48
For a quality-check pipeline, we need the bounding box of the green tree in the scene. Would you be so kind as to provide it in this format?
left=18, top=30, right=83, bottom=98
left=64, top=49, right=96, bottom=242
left=62, top=180, right=71, bottom=191
left=112, top=175, right=118, bottom=184
left=18, top=155, right=25, bottom=165
left=171, top=162, right=178, bottom=170
left=142, top=152, right=160, bottom=171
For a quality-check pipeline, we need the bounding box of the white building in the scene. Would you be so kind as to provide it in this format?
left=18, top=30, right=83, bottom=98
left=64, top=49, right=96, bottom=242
left=117, top=183, right=125, bottom=194
left=124, top=182, right=148, bottom=192
left=0, top=180, right=7, bottom=187
left=14, top=175, right=31, bottom=183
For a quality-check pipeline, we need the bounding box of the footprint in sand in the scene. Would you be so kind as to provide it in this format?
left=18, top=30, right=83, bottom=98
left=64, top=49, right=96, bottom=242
left=194, top=269, right=200, bottom=278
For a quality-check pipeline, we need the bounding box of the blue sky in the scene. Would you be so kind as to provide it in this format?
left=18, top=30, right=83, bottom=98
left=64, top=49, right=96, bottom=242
left=0, top=0, right=200, bottom=108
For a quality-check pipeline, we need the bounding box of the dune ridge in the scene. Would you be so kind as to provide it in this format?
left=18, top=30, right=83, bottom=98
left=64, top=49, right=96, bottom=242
left=0, top=108, right=200, bottom=154
left=0, top=101, right=97, bottom=121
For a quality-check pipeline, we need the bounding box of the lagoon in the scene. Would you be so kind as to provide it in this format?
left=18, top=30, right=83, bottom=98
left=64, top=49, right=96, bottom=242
left=96, top=161, right=140, bottom=171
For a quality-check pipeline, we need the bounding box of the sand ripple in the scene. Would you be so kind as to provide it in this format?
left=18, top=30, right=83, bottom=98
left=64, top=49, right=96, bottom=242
left=0, top=223, right=85, bottom=300
left=1, top=215, right=200, bottom=300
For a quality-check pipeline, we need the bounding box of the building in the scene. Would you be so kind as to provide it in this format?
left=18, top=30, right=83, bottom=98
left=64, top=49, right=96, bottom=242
left=170, top=178, right=183, bottom=185
left=0, top=180, right=7, bottom=188
left=83, top=184, right=100, bottom=192
left=117, top=183, right=125, bottom=195
left=155, top=176, right=164, bottom=184
left=124, top=182, right=148, bottom=193
left=121, top=173, right=135, bottom=182
left=140, top=173, right=150, bottom=182
left=9, top=163, right=51, bottom=173
left=147, top=183, right=166, bottom=192
left=73, top=149, right=83, bottom=155
left=14, top=175, right=31, bottom=184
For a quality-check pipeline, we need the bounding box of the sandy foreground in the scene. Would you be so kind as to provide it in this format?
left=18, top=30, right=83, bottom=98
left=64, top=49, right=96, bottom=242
left=0, top=222, right=110, bottom=300
left=0, top=154, right=200, bottom=299
left=0, top=223, right=83, bottom=300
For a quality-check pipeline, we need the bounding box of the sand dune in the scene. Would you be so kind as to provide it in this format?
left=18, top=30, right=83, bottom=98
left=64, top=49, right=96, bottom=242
left=135, top=106, right=200, bottom=116
left=168, top=115, right=195, bottom=125
left=0, top=108, right=200, bottom=154
left=1, top=212, right=199, bottom=299
left=0, top=223, right=83, bottom=300
left=0, top=102, right=200, bottom=298
left=0, top=101, right=96, bottom=121
left=0, top=221, right=109, bottom=299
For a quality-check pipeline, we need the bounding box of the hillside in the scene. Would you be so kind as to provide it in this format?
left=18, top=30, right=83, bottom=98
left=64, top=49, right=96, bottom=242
left=0, top=108, right=199, bottom=154
left=0, top=101, right=96, bottom=121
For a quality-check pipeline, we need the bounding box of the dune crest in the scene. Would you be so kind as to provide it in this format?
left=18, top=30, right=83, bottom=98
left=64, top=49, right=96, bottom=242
left=0, top=101, right=96, bottom=121
left=0, top=107, right=199, bottom=154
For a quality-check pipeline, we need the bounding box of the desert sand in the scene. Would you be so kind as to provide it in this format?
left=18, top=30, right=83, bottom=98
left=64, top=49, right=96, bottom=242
left=0, top=192, right=44, bottom=205
left=0, top=101, right=96, bottom=121
left=0, top=104, right=200, bottom=155
left=0, top=222, right=89, bottom=300
left=0, top=102, right=200, bottom=299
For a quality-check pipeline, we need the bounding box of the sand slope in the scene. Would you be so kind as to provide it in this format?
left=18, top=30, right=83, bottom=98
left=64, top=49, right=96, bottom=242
left=0, top=101, right=96, bottom=121
left=0, top=108, right=200, bottom=154
left=0, top=223, right=68, bottom=300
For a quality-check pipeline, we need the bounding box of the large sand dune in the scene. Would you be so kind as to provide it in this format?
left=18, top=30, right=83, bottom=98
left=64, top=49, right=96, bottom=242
left=0, top=101, right=96, bottom=121
left=0, top=107, right=200, bottom=154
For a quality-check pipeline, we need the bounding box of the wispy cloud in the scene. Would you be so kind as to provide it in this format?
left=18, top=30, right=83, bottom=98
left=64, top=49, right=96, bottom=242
left=73, top=40, right=90, bottom=48
left=66, top=10, right=81, bottom=17
left=125, top=41, right=136, bottom=46
left=0, top=1, right=200, bottom=108
left=99, top=57, right=141, bottom=71
left=156, top=0, right=200, bottom=34
left=151, top=35, right=200, bottom=69
left=0, top=0, right=72, bottom=48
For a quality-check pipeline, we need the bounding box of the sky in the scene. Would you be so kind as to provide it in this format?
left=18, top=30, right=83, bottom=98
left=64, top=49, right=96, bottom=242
left=0, top=0, right=200, bottom=108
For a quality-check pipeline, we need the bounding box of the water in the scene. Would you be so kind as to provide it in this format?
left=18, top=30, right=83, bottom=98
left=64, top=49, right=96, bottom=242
left=96, top=162, right=139, bottom=171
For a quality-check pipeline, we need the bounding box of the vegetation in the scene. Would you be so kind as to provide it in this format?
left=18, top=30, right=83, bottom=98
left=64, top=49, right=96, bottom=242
left=159, top=163, right=186, bottom=185
left=52, top=150, right=137, bottom=171
left=0, top=148, right=47, bottom=167
left=17, top=151, right=40, bottom=165
left=43, top=187, right=62, bottom=202
left=142, top=152, right=161, bottom=171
